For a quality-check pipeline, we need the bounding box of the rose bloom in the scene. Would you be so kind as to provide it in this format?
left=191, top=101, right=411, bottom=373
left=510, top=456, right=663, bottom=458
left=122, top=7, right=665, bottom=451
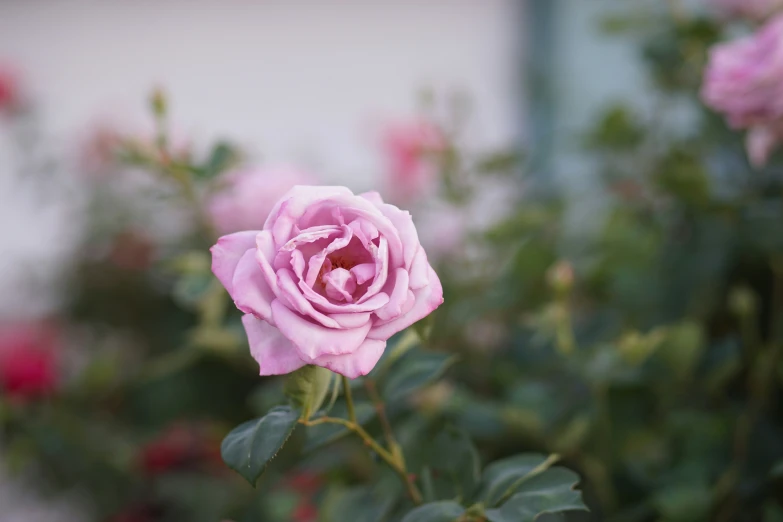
left=0, top=323, right=59, bottom=400
left=139, top=422, right=222, bottom=475
left=380, top=120, right=445, bottom=205
left=710, top=0, right=783, bottom=19
left=0, top=66, right=20, bottom=112
left=209, top=167, right=316, bottom=234
left=702, top=14, right=783, bottom=166
left=211, top=186, right=443, bottom=378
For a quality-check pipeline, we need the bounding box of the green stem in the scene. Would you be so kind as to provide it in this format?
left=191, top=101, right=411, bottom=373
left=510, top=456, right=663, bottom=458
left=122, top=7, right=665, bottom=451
left=301, top=416, right=423, bottom=505
left=364, top=378, right=397, bottom=450
left=342, top=375, right=357, bottom=424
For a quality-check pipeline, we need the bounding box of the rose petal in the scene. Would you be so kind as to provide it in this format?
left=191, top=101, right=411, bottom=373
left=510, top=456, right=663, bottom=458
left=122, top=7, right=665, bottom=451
left=311, top=338, right=386, bottom=378
left=232, top=250, right=276, bottom=321
left=277, top=269, right=340, bottom=328
left=358, top=237, right=389, bottom=304
left=408, top=247, right=430, bottom=289
left=255, top=231, right=281, bottom=295
left=210, top=230, right=260, bottom=293
left=306, top=225, right=353, bottom=287
left=328, top=312, right=372, bottom=328
left=368, top=266, right=443, bottom=341
left=377, top=202, right=420, bottom=270
left=271, top=299, right=372, bottom=359
left=374, top=268, right=410, bottom=321
left=323, top=268, right=357, bottom=302
left=298, top=280, right=391, bottom=313
left=351, top=263, right=376, bottom=285
left=265, top=186, right=354, bottom=245
left=242, top=314, right=306, bottom=376
left=359, top=191, right=385, bottom=206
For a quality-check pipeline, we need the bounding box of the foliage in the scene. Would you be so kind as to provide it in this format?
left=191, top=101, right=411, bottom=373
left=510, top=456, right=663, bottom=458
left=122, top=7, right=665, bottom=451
left=4, top=2, right=783, bottom=522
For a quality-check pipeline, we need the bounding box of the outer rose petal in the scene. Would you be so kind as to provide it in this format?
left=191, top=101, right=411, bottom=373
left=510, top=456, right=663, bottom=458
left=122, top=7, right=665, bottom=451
left=359, top=191, right=385, bottom=206
left=271, top=299, right=372, bottom=359
left=232, top=250, right=276, bottom=321
left=242, top=314, right=306, bottom=375
left=210, top=231, right=260, bottom=293
left=374, top=268, right=410, bottom=321
left=408, top=247, right=430, bottom=289
left=368, top=266, right=444, bottom=341
left=311, top=339, right=387, bottom=378
left=376, top=203, right=420, bottom=270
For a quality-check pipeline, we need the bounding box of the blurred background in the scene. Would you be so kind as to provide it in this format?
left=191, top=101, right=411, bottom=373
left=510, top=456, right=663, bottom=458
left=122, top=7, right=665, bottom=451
left=3, top=0, right=783, bottom=521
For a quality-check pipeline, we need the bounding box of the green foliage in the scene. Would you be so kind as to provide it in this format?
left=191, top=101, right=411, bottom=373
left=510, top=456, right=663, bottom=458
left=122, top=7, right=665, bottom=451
left=220, top=406, right=299, bottom=485
left=483, top=468, right=587, bottom=522
left=381, top=348, right=458, bottom=402
left=400, top=501, right=465, bottom=522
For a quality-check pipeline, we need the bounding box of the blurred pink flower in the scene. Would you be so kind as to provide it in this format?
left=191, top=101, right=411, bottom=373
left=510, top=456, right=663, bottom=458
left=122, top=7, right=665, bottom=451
left=208, top=166, right=316, bottom=234
left=0, top=66, right=20, bottom=113
left=0, top=322, right=59, bottom=401
left=79, top=122, right=124, bottom=176
left=211, top=186, right=443, bottom=378
left=380, top=119, right=445, bottom=204
left=709, top=0, right=783, bottom=19
left=701, top=14, right=783, bottom=166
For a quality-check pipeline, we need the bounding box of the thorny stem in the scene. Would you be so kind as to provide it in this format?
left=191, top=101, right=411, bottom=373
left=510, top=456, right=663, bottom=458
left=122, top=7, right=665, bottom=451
left=300, top=416, right=423, bottom=505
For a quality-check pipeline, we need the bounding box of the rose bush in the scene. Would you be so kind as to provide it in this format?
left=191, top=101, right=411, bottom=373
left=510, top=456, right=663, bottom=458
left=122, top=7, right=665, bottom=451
left=701, top=14, right=783, bottom=166
left=211, top=185, right=443, bottom=378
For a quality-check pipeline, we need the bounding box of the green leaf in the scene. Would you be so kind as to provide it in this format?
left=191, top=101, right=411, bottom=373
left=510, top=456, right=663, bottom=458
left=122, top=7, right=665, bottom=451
left=284, top=365, right=333, bottom=420
left=381, top=348, right=457, bottom=402
left=484, top=468, right=587, bottom=522
left=771, top=460, right=783, bottom=477
left=431, top=426, right=481, bottom=501
left=220, top=406, right=299, bottom=485
left=323, top=485, right=398, bottom=522
left=401, top=501, right=466, bottom=522
left=198, top=141, right=240, bottom=179
left=303, top=401, right=375, bottom=451
left=478, top=453, right=559, bottom=507
left=172, top=273, right=213, bottom=309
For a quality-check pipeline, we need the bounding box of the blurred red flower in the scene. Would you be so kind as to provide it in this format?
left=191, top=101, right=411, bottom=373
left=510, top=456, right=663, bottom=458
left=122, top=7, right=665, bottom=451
left=0, top=66, right=19, bottom=112
left=0, top=323, right=59, bottom=401
left=139, top=422, right=222, bottom=475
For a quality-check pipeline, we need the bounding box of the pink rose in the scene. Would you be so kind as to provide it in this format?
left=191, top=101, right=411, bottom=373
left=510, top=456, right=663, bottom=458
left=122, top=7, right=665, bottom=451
left=380, top=120, right=445, bottom=204
left=709, top=0, right=783, bottom=19
left=211, top=186, right=443, bottom=378
left=701, top=14, right=783, bottom=166
left=209, top=167, right=316, bottom=234
left=0, top=66, right=20, bottom=113
left=0, top=322, right=59, bottom=401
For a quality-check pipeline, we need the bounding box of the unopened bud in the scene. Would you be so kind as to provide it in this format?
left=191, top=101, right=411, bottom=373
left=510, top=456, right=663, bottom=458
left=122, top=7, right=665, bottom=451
left=728, top=285, right=757, bottom=317
left=150, top=87, right=168, bottom=118
left=547, top=261, right=574, bottom=293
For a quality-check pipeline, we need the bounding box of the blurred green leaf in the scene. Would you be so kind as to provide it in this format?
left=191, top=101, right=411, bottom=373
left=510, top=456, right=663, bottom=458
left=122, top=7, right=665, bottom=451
left=220, top=406, right=299, bottom=485
left=197, top=141, right=240, bottom=179
left=484, top=468, right=587, bottom=522
left=400, top=501, right=465, bottom=522
left=430, top=426, right=481, bottom=502
left=381, top=348, right=458, bottom=402
left=478, top=453, right=559, bottom=507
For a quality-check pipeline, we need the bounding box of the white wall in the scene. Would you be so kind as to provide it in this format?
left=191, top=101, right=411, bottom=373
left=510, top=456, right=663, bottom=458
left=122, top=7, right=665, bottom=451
left=0, top=0, right=521, bottom=180
left=0, top=0, right=523, bottom=317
